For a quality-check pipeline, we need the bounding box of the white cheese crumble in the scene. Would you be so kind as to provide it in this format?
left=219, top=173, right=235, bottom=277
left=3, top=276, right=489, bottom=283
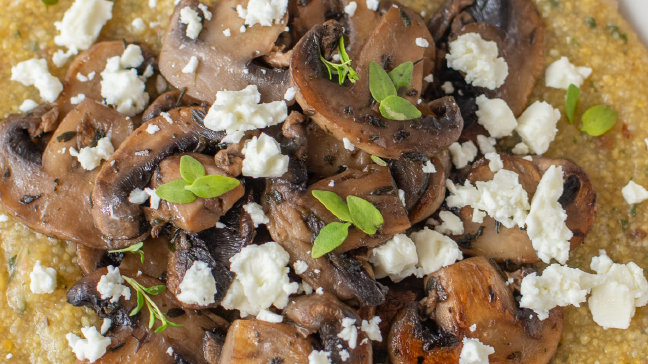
left=146, top=124, right=160, bottom=135
left=77, top=73, right=89, bottom=82
left=459, top=337, right=494, bottom=364
left=166, top=347, right=174, bottom=356
left=340, top=350, right=350, bottom=362
left=369, top=234, right=421, bottom=282
left=100, top=49, right=150, bottom=116
left=0, top=215, right=8, bottom=222
left=469, top=324, right=477, bottom=332
left=120, top=44, right=144, bottom=69
left=446, top=33, right=508, bottom=90
left=441, top=81, right=455, bottom=94
left=30, top=261, right=57, bottom=294
left=19, top=99, right=38, bottom=112
left=621, top=180, right=648, bottom=204
left=344, top=1, right=358, bottom=16
left=284, top=87, right=297, bottom=101
left=223, top=28, right=232, bottom=37
left=69, top=137, right=114, bottom=171
left=515, top=101, right=561, bottom=155
left=204, top=85, right=288, bottom=143
left=156, top=75, right=168, bottom=94
left=66, top=326, right=111, bottom=363
left=300, top=281, right=314, bottom=295
left=149, top=0, right=157, bottom=8
left=182, top=56, right=199, bottom=74
left=329, top=180, right=335, bottom=187
left=53, top=49, right=76, bottom=67
left=70, top=93, right=86, bottom=104
left=240, top=25, right=247, bottom=33
left=96, top=266, right=131, bottom=303
left=415, top=37, right=429, bottom=48
left=177, top=261, right=217, bottom=306
left=511, top=142, right=529, bottom=155
left=180, top=6, right=203, bottom=40
left=434, top=211, right=464, bottom=235
left=361, top=316, right=382, bottom=341
left=422, top=160, right=437, bottom=173
left=424, top=74, right=434, bottom=83
left=54, top=0, right=114, bottom=53
left=410, top=227, right=462, bottom=275
left=448, top=141, right=478, bottom=169
left=337, top=318, right=358, bottom=349
left=243, top=202, right=270, bottom=227
left=293, top=260, right=309, bottom=275
left=222, top=242, right=299, bottom=316
left=398, top=189, right=406, bottom=207
left=257, top=308, right=283, bottom=323
left=476, top=134, right=496, bottom=154
left=366, top=0, right=379, bottom=11
left=475, top=95, right=517, bottom=138
left=525, top=165, right=573, bottom=264
left=100, top=318, right=112, bottom=335
left=216, top=222, right=226, bottom=228
left=241, top=133, right=289, bottom=178
left=6, top=354, right=12, bottom=359
left=545, top=56, right=592, bottom=90
left=484, top=152, right=503, bottom=172
left=11, top=58, right=63, bottom=102
left=236, top=0, right=289, bottom=27
left=132, top=17, right=146, bottom=31
left=160, top=111, right=174, bottom=124
left=198, top=3, right=213, bottom=20
left=316, top=287, right=324, bottom=294
left=308, top=350, right=332, bottom=364
left=343, top=137, right=356, bottom=151
left=146, top=188, right=160, bottom=209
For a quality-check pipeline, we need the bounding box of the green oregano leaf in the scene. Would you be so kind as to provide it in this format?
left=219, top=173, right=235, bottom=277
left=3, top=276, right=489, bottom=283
left=179, top=155, right=206, bottom=184
left=347, top=195, right=384, bottom=235
left=371, top=155, right=387, bottom=166
left=144, top=285, right=166, bottom=295
left=388, top=61, right=414, bottom=93
left=565, top=84, right=580, bottom=124
left=379, top=95, right=422, bottom=121
left=109, top=241, right=145, bottom=264
left=312, top=190, right=352, bottom=222
left=312, top=222, right=351, bottom=258
left=131, top=290, right=144, bottom=316
left=369, top=61, right=397, bottom=102
left=156, top=179, right=196, bottom=204
left=580, top=105, right=617, bottom=136
left=185, top=175, right=240, bottom=199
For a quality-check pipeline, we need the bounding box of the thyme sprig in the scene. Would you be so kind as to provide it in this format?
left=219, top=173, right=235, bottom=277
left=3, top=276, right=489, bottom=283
left=108, top=242, right=145, bottom=264
left=320, top=37, right=359, bottom=85
left=122, top=276, right=182, bottom=333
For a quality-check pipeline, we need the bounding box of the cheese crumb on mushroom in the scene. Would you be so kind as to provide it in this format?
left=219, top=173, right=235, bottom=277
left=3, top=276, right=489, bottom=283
left=434, top=211, right=464, bottom=235
left=182, top=56, right=199, bottom=74
left=459, top=337, right=495, bottom=364
left=19, top=99, right=38, bottom=112
left=344, top=1, right=358, bottom=16
left=361, top=316, right=382, bottom=341
left=180, top=6, right=203, bottom=40
left=476, top=134, right=496, bottom=154
left=177, top=260, right=217, bottom=306
left=446, top=33, right=508, bottom=90
left=241, top=134, right=289, bottom=178
left=308, top=350, right=332, bottom=364
left=100, top=46, right=150, bottom=116
left=370, top=234, right=420, bottom=282
left=69, top=137, right=114, bottom=171
left=448, top=141, right=478, bottom=169
left=243, top=202, right=270, bottom=227
left=337, top=317, right=358, bottom=349
left=96, top=266, right=131, bottom=303
left=410, top=227, right=463, bottom=275
left=236, top=0, right=289, bottom=27
left=475, top=95, right=517, bottom=138
left=422, top=160, right=437, bottom=173
left=366, top=0, right=379, bottom=11
left=293, top=260, right=309, bottom=274
left=415, top=37, right=429, bottom=48
left=484, top=152, right=503, bottom=172
left=342, top=137, right=356, bottom=151
left=515, top=101, right=561, bottom=155
left=256, top=308, right=284, bottom=323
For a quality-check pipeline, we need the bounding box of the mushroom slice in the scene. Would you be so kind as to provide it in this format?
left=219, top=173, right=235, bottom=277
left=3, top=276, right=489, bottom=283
left=91, top=106, right=223, bottom=247
left=453, top=154, right=596, bottom=264
left=76, top=236, right=170, bottom=277
left=159, top=0, right=290, bottom=104
left=407, top=151, right=451, bottom=224
left=284, top=293, right=372, bottom=363
left=142, top=90, right=206, bottom=123
left=0, top=100, right=133, bottom=249
left=67, top=268, right=228, bottom=364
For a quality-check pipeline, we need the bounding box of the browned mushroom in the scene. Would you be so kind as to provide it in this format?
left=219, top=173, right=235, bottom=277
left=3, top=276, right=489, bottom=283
left=142, top=90, right=206, bottom=123
left=76, top=236, right=170, bottom=277
left=407, top=151, right=451, bottom=224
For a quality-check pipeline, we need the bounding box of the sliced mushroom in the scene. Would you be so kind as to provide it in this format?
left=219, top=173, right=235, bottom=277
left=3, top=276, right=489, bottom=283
left=452, top=154, right=596, bottom=264
left=407, top=151, right=451, bottom=224
left=0, top=100, right=134, bottom=249
left=159, top=0, right=290, bottom=103
left=91, top=106, right=223, bottom=248
left=142, top=90, right=206, bottom=123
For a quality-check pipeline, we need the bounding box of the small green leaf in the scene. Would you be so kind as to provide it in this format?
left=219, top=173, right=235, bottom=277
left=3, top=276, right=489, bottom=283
left=156, top=179, right=196, bottom=204
left=347, top=195, right=384, bottom=235
left=185, top=175, right=240, bottom=199
left=621, top=219, right=628, bottom=232
left=179, top=155, right=206, bottom=184
left=369, top=61, right=397, bottom=102
left=565, top=84, right=580, bottom=124
left=631, top=204, right=637, bottom=217
left=130, top=290, right=144, bottom=316
left=586, top=17, right=596, bottom=28
left=144, top=285, right=166, bottom=295
left=109, top=241, right=145, bottom=264
left=379, top=95, right=422, bottom=121
left=580, top=105, right=617, bottom=136
left=41, top=0, right=58, bottom=5
left=338, top=37, right=351, bottom=63
left=371, top=155, right=387, bottom=166
left=148, top=301, right=155, bottom=329
left=312, top=222, right=351, bottom=258
left=312, top=190, right=352, bottom=222
left=388, top=61, right=414, bottom=92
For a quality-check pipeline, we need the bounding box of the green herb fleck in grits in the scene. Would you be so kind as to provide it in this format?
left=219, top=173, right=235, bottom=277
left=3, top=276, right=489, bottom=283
left=631, top=205, right=637, bottom=217
left=621, top=219, right=629, bottom=232
left=608, top=24, right=628, bottom=44
left=586, top=17, right=596, bottom=28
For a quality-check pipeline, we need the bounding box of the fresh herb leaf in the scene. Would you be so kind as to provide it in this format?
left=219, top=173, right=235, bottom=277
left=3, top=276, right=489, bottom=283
left=608, top=24, right=628, bottom=44
left=388, top=61, right=414, bottom=93
left=319, top=37, right=359, bottom=85
left=631, top=205, right=637, bottom=217
left=131, top=290, right=144, bottom=316
left=580, top=105, right=617, bottom=136
left=565, top=84, right=580, bottom=124
left=108, top=242, right=145, bottom=264
left=122, top=276, right=181, bottom=333
left=347, top=195, right=384, bottom=235
left=185, top=175, right=240, bottom=199
left=312, top=222, right=351, bottom=258
left=621, top=219, right=628, bottom=232
left=371, top=155, right=387, bottom=166
left=144, top=285, right=166, bottom=295
left=369, top=61, right=397, bottom=102
left=156, top=179, right=196, bottom=204
left=41, top=0, right=58, bottom=5
left=179, top=155, right=205, bottom=184
left=586, top=17, right=596, bottom=28
left=379, top=95, right=422, bottom=121
left=337, top=37, right=358, bottom=82
left=312, top=190, right=352, bottom=222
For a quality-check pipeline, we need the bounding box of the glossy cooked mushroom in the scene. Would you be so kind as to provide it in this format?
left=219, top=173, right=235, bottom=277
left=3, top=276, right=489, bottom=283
left=406, top=151, right=451, bottom=224
left=76, top=236, right=170, bottom=277
left=142, top=90, right=206, bottom=123
left=0, top=100, right=134, bottom=249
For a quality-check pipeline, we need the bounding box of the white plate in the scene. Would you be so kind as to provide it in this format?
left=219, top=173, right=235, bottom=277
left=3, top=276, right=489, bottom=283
left=618, top=0, right=648, bottom=46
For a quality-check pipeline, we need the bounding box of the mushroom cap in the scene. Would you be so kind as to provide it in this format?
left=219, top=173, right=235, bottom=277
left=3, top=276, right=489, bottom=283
left=76, top=236, right=170, bottom=277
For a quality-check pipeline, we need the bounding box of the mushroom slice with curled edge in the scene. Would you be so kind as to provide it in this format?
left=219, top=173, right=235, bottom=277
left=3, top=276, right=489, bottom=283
left=91, top=106, right=223, bottom=248
left=67, top=268, right=228, bottom=364
left=388, top=257, right=562, bottom=364
left=76, top=236, right=170, bottom=277
left=292, top=11, right=463, bottom=159
left=407, top=150, right=451, bottom=224
left=452, top=154, right=596, bottom=264
left=284, top=293, right=373, bottom=363
left=142, top=90, right=206, bottom=123
left=159, top=0, right=291, bottom=103
left=0, top=100, right=134, bottom=249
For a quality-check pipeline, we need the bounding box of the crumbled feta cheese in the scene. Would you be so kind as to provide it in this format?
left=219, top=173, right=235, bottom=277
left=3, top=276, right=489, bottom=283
left=545, top=56, right=592, bottom=90
left=120, top=44, right=144, bottom=69
left=441, top=81, right=455, bottom=94
left=515, top=101, right=561, bottom=155
left=446, top=169, right=530, bottom=229
left=132, top=17, right=146, bottom=31
left=6, top=354, right=12, bottom=359
left=30, top=261, right=57, bottom=294
left=415, top=37, right=429, bottom=48
left=343, top=137, right=356, bottom=151
left=241, top=134, right=289, bottom=178
left=520, top=264, right=602, bottom=320
left=177, top=261, right=217, bottom=306
left=448, top=141, right=478, bottom=169
left=366, top=0, right=379, bottom=11
left=475, top=95, right=517, bottom=138
left=284, top=87, right=296, bottom=101
left=70, top=93, right=86, bottom=104
left=69, top=137, right=114, bottom=171
left=308, top=350, right=331, bottom=364
left=156, top=75, right=168, bottom=94
left=53, top=49, right=76, bottom=67
left=66, top=326, right=111, bottom=363
left=182, top=56, right=199, bottom=74
left=243, top=202, right=270, bottom=227
left=339, top=350, right=350, bottom=362
left=588, top=250, right=648, bottom=329
left=240, top=25, right=247, bottom=33
left=222, top=242, right=299, bottom=316
left=76, top=73, right=89, bottom=82
left=54, top=0, right=114, bottom=53
left=145, top=123, right=161, bottom=135
left=316, top=287, right=324, bottom=295
left=525, top=165, right=573, bottom=264
left=216, top=222, right=226, bottom=228
left=0, top=215, right=8, bottom=222
left=236, top=0, right=288, bottom=27
left=198, top=3, right=212, bottom=20
left=459, top=337, right=494, bottom=364
left=223, top=28, right=232, bottom=37
left=166, top=347, right=174, bottom=356
left=434, top=211, right=464, bottom=235
left=398, top=189, right=406, bottom=207
left=100, top=52, right=150, bottom=116
left=87, top=71, right=96, bottom=80
left=180, top=6, right=203, bottom=39
left=19, top=99, right=38, bottom=112
left=422, top=160, right=437, bottom=173
left=411, top=227, right=462, bottom=275
left=160, top=111, right=173, bottom=124
left=257, top=308, right=283, bottom=323
left=476, top=134, right=496, bottom=154
left=361, top=316, right=382, bottom=341
left=469, top=324, right=477, bottom=332
left=328, top=180, right=335, bottom=187
left=484, top=152, right=503, bottom=172
left=424, top=74, right=434, bottom=83
left=300, top=281, right=314, bottom=295
left=146, top=188, right=160, bottom=209
left=446, top=33, right=508, bottom=90
left=100, top=318, right=112, bottom=335
left=338, top=318, right=358, bottom=349
left=294, top=260, right=309, bottom=275
left=11, top=58, right=63, bottom=102
left=149, top=0, right=157, bottom=8
left=370, top=234, right=421, bottom=282
left=344, top=1, right=358, bottom=16
left=204, top=85, right=288, bottom=143
left=96, top=266, right=131, bottom=303
left=128, top=188, right=148, bottom=205
left=622, top=180, right=648, bottom=204
left=511, top=142, right=529, bottom=155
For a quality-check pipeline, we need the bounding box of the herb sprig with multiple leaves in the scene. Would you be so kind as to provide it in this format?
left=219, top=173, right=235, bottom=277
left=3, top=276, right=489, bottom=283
left=108, top=242, right=145, bottom=264
left=564, top=83, right=617, bottom=136
left=122, top=276, right=182, bottom=333
left=369, top=61, right=422, bottom=121
left=310, top=191, right=384, bottom=258
left=155, top=156, right=240, bottom=204
left=320, top=37, right=359, bottom=85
